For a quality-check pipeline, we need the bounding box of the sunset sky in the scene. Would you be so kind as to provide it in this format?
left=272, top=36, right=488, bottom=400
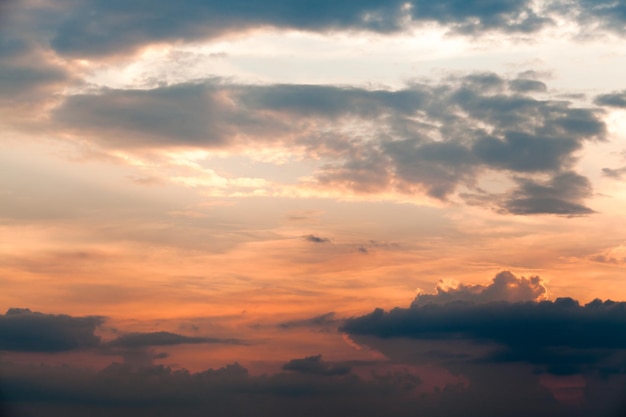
left=3, top=0, right=626, bottom=416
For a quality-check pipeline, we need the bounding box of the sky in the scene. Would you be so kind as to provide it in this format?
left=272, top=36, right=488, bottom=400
left=3, top=0, right=626, bottom=415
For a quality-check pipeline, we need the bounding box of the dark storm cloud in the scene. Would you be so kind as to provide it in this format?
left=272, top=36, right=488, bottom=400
left=594, top=91, right=626, bottom=108
left=106, top=331, right=242, bottom=348
left=51, top=74, right=604, bottom=215
left=0, top=308, right=104, bottom=352
left=342, top=271, right=626, bottom=375
left=283, top=354, right=351, bottom=376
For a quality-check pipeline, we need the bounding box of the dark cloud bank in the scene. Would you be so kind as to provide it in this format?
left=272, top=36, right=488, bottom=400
left=4, top=272, right=626, bottom=416
left=0, top=308, right=240, bottom=354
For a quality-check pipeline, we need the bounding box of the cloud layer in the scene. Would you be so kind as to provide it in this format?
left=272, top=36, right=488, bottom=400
left=49, top=74, right=605, bottom=214
left=6, top=0, right=626, bottom=61
left=0, top=308, right=239, bottom=353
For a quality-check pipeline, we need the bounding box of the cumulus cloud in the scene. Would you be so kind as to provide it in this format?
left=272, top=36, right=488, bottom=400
left=343, top=274, right=626, bottom=377
left=0, top=308, right=104, bottom=352
left=411, top=270, right=547, bottom=306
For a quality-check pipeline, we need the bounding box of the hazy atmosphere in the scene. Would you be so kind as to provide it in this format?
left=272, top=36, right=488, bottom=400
left=3, top=0, right=626, bottom=415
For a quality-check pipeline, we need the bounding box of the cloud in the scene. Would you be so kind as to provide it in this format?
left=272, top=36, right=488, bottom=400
left=343, top=274, right=626, bottom=376
left=508, top=78, right=548, bottom=93
left=51, top=81, right=286, bottom=148
left=500, top=171, right=595, bottom=215
left=594, top=91, right=626, bottom=108
left=303, top=234, right=331, bottom=244
left=588, top=244, right=626, bottom=264
left=0, top=37, right=73, bottom=120
left=0, top=360, right=385, bottom=416
left=0, top=308, right=104, bottom=352
left=0, top=357, right=578, bottom=417
left=18, top=0, right=626, bottom=62
left=411, top=270, right=547, bottom=307
left=0, top=308, right=243, bottom=355
left=574, top=0, right=626, bottom=35
left=3, top=303, right=626, bottom=415
left=283, top=354, right=351, bottom=376
left=278, top=312, right=337, bottom=329
left=0, top=0, right=549, bottom=60
left=602, top=166, right=626, bottom=180
left=106, top=331, right=243, bottom=348
left=50, top=74, right=604, bottom=214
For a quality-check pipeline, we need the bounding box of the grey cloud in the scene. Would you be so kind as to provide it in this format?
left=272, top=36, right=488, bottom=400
left=106, top=331, right=242, bottom=348
left=508, top=79, right=548, bottom=93
left=51, top=74, right=605, bottom=214
left=501, top=171, right=594, bottom=215
left=343, top=288, right=626, bottom=377
left=384, top=139, right=477, bottom=199
left=283, top=354, right=351, bottom=376
left=20, top=0, right=549, bottom=59
left=0, top=308, right=104, bottom=352
left=412, top=270, right=547, bottom=307
left=278, top=312, right=337, bottom=329
left=574, top=0, right=626, bottom=34
left=6, top=0, right=626, bottom=64
left=0, top=37, right=72, bottom=117
left=51, top=82, right=286, bottom=147
left=602, top=166, right=626, bottom=180
left=589, top=254, right=626, bottom=264
left=303, top=234, right=331, bottom=244
left=594, top=91, right=626, bottom=108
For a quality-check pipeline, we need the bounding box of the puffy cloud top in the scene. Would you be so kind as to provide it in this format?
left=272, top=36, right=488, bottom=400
left=412, top=270, right=547, bottom=306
